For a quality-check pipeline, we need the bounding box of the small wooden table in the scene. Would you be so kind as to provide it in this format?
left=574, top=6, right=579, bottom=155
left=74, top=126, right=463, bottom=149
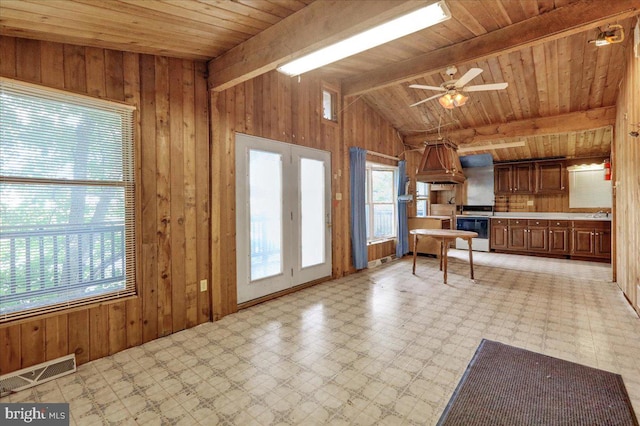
left=410, top=229, right=479, bottom=284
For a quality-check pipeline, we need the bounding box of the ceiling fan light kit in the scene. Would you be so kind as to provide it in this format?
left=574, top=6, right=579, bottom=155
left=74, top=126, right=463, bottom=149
left=439, top=91, right=468, bottom=109
left=410, top=66, right=508, bottom=109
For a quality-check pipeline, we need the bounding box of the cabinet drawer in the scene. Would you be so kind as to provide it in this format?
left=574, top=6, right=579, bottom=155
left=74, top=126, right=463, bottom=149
left=491, top=218, right=507, bottom=225
left=550, top=220, right=569, bottom=227
left=508, top=219, right=525, bottom=225
left=527, top=219, right=548, bottom=226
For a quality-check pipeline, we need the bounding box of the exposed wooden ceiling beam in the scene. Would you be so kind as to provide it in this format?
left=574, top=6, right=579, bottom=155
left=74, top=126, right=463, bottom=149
left=343, top=0, right=640, bottom=97
left=403, top=106, right=616, bottom=146
left=208, top=0, right=432, bottom=92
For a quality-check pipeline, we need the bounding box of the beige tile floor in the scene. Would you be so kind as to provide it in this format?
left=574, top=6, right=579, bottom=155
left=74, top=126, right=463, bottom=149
left=5, top=250, right=640, bottom=425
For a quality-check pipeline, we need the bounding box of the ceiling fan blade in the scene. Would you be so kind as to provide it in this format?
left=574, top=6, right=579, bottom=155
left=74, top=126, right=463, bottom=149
left=409, top=84, right=446, bottom=91
left=410, top=93, right=442, bottom=107
left=462, top=82, right=509, bottom=92
left=454, top=68, right=483, bottom=88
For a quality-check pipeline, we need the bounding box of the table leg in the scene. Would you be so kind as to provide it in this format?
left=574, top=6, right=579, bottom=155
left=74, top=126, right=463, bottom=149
left=439, top=240, right=443, bottom=271
left=412, top=234, right=418, bottom=274
left=443, top=239, right=449, bottom=284
left=467, top=238, right=475, bottom=280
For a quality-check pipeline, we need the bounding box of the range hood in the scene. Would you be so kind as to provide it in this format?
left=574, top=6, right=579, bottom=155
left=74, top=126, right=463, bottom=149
left=415, top=139, right=466, bottom=184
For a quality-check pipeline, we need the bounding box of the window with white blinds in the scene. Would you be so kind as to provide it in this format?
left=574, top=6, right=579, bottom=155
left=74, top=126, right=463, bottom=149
left=0, top=77, right=136, bottom=322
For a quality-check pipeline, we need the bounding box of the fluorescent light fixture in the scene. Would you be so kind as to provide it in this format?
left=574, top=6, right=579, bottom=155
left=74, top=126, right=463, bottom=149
left=457, top=141, right=526, bottom=153
left=277, top=1, right=451, bottom=76
left=567, top=163, right=604, bottom=172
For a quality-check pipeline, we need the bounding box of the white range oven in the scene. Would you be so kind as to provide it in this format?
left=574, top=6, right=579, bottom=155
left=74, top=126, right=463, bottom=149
left=456, top=205, right=493, bottom=252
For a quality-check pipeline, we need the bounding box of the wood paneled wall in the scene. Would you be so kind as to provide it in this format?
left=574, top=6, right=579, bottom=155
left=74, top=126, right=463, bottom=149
left=613, top=33, right=639, bottom=314
left=0, top=36, right=211, bottom=374
left=210, top=70, right=403, bottom=319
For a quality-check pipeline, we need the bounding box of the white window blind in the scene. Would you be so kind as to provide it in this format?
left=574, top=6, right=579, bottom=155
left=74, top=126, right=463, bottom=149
left=0, top=77, right=136, bottom=322
left=568, top=167, right=612, bottom=208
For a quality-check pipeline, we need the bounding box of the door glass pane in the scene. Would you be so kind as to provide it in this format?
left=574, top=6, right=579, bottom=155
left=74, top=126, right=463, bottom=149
left=249, top=150, right=282, bottom=280
left=300, top=158, right=325, bottom=268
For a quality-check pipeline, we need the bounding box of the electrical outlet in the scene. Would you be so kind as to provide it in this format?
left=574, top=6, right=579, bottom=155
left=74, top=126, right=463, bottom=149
left=336, top=193, right=342, bottom=201
left=527, top=200, right=534, bottom=206
left=200, top=279, right=207, bottom=292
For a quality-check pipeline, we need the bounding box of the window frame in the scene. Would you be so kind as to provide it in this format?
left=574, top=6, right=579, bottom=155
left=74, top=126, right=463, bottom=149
left=365, top=162, right=398, bottom=243
left=321, top=83, right=339, bottom=124
left=0, top=77, right=137, bottom=323
left=415, top=181, right=430, bottom=217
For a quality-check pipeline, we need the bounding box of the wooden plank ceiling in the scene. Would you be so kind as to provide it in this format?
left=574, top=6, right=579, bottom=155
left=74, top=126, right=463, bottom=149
left=2, top=0, right=638, bottom=162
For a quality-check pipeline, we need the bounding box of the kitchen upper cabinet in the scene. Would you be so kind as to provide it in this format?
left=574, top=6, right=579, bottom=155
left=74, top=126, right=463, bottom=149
left=513, top=164, right=534, bottom=194
left=494, top=164, right=533, bottom=194
left=536, top=161, right=567, bottom=193
left=494, top=160, right=566, bottom=195
left=494, top=166, right=512, bottom=194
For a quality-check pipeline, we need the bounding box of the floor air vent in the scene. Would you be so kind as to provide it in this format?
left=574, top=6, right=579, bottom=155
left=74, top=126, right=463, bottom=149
left=0, top=354, right=76, bottom=397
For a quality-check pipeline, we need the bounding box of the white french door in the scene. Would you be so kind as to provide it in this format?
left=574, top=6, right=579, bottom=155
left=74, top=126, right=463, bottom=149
left=235, top=133, right=332, bottom=303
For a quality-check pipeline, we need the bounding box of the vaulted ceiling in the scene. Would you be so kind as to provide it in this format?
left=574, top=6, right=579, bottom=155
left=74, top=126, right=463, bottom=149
left=2, top=0, right=638, bottom=161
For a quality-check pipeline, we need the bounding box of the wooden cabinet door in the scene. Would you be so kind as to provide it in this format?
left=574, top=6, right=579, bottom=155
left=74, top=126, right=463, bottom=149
left=594, top=229, right=612, bottom=258
left=528, top=227, right=549, bottom=252
left=536, top=161, right=566, bottom=193
left=512, top=163, right=534, bottom=193
left=549, top=228, right=570, bottom=254
left=494, top=165, right=512, bottom=194
left=572, top=228, right=594, bottom=255
left=508, top=224, right=527, bottom=250
left=491, top=223, right=508, bottom=249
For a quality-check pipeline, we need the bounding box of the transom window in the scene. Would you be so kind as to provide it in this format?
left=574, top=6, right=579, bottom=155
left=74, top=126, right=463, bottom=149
left=365, top=162, right=397, bottom=242
left=322, top=88, right=338, bottom=122
left=0, top=78, right=136, bottom=322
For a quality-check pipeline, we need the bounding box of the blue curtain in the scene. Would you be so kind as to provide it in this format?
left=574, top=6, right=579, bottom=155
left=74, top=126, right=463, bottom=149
left=396, top=160, right=409, bottom=258
left=350, top=147, right=368, bottom=270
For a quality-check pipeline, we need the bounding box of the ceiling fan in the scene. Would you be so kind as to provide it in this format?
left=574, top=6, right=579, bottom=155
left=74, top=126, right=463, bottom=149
left=409, top=66, right=508, bottom=108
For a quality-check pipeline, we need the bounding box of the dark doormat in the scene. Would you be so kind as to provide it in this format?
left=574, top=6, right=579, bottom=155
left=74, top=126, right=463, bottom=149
left=437, top=339, right=639, bottom=426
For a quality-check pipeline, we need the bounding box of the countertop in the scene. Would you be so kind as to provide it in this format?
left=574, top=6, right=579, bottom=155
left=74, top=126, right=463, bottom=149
left=409, top=216, right=453, bottom=220
left=489, top=212, right=611, bottom=221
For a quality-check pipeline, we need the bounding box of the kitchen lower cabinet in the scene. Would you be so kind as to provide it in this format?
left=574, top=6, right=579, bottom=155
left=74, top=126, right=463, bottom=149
left=490, top=218, right=610, bottom=262
left=490, top=218, right=508, bottom=250
left=548, top=220, right=570, bottom=254
left=527, top=220, right=549, bottom=252
left=571, top=221, right=611, bottom=261
left=508, top=219, right=527, bottom=250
